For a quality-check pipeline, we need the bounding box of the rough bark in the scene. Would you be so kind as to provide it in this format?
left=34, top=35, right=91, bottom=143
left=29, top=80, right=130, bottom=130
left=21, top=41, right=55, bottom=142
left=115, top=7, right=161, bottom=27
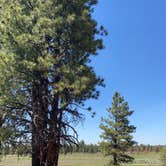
left=46, top=136, right=60, bottom=166
left=32, top=83, right=41, bottom=166
left=45, top=96, right=61, bottom=166
left=32, top=123, right=40, bottom=166
left=32, top=73, right=48, bottom=166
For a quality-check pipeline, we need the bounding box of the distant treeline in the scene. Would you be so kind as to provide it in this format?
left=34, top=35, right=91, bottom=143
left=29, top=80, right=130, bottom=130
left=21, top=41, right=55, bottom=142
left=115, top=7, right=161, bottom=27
left=129, top=144, right=162, bottom=153
left=0, top=144, right=31, bottom=156
left=0, top=141, right=164, bottom=156
left=61, top=140, right=163, bottom=154
left=61, top=140, right=99, bottom=153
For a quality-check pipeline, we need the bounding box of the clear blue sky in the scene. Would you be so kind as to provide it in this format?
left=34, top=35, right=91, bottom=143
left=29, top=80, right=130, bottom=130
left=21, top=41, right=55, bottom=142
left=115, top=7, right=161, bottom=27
left=76, top=0, right=166, bottom=145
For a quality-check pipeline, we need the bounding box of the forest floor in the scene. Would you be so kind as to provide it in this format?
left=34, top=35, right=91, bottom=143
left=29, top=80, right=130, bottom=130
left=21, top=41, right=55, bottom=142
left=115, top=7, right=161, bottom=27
left=0, top=152, right=161, bottom=166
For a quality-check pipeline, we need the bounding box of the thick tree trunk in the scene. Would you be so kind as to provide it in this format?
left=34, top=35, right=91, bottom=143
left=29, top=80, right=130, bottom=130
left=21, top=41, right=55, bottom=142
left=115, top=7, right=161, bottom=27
left=47, top=142, right=60, bottom=166
left=45, top=100, right=61, bottom=166
left=31, top=84, right=41, bottom=166
left=31, top=74, right=48, bottom=166
left=31, top=72, right=62, bottom=166
left=32, top=124, right=40, bottom=166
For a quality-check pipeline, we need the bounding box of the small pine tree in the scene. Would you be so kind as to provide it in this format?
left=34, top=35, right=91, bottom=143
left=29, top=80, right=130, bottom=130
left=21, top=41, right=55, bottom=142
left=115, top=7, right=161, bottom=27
left=99, top=92, right=136, bottom=166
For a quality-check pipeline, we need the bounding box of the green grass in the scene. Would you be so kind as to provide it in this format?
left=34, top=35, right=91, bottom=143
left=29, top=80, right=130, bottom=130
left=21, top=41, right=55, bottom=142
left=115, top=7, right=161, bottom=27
left=0, top=152, right=161, bottom=166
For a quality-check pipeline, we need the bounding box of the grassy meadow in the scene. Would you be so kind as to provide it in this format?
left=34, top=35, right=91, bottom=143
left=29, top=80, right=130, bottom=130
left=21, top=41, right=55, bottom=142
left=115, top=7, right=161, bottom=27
left=1, top=152, right=161, bottom=166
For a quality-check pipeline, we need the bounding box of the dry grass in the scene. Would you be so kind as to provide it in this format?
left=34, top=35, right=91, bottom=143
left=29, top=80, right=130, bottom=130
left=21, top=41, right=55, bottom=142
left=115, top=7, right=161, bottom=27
left=0, top=152, right=161, bottom=166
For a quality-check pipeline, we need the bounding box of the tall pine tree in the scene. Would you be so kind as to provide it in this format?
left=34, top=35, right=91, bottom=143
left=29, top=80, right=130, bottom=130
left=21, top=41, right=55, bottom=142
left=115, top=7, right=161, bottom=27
left=0, top=1, right=106, bottom=166
left=100, top=92, right=136, bottom=166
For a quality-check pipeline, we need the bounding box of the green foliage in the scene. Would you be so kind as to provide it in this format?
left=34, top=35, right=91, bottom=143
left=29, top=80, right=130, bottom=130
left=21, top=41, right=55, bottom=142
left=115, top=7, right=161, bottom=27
left=0, top=0, right=106, bottom=164
left=99, top=92, right=136, bottom=166
left=0, top=0, right=105, bottom=105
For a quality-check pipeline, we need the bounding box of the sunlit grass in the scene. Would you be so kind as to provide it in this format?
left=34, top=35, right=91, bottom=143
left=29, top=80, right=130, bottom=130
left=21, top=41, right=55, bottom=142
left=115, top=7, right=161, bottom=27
left=0, top=152, right=161, bottom=166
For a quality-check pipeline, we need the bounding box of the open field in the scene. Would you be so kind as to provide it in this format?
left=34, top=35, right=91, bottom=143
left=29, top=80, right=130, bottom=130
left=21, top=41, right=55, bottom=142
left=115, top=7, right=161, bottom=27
left=1, top=152, right=161, bottom=166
